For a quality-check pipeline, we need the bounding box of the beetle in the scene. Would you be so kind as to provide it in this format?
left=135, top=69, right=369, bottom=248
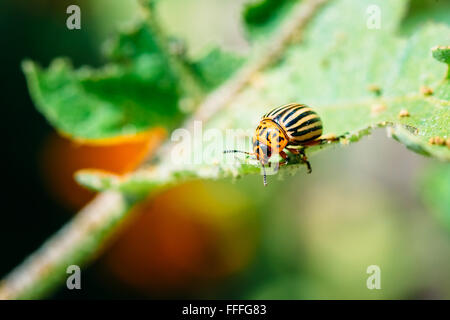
left=224, top=103, right=334, bottom=186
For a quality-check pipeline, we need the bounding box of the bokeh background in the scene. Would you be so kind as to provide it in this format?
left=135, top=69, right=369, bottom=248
left=1, top=0, right=449, bottom=299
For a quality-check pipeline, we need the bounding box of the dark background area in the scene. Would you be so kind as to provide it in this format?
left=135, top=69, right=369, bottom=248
left=0, top=0, right=111, bottom=299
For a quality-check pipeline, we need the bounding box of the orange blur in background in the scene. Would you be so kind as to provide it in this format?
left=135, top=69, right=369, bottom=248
left=40, top=129, right=258, bottom=296
left=40, top=129, right=166, bottom=210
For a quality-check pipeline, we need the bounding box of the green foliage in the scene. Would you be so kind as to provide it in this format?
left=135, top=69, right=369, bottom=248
left=23, top=58, right=182, bottom=139
left=419, top=164, right=450, bottom=232
left=243, top=0, right=296, bottom=40
left=8, top=0, right=450, bottom=300
left=238, top=0, right=449, bottom=150
left=244, top=0, right=292, bottom=28
left=23, top=19, right=185, bottom=140
left=433, top=46, right=450, bottom=65
left=432, top=45, right=450, bottom=79
left=400, top=0, right=450, bottom=34
left=105, top=22, right=244, bottom=91
left=78, top=0, right=450, bottom=194
left=23, top=10, right=242, bottom=140
left=229, top=0, right=450, bottom=157
left=192, top=48, right=245, bottom=89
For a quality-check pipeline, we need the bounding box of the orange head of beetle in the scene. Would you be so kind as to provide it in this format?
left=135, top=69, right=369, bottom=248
left=252, top=119, right=289, bottom=165
left=223, top=119, right=289, bottom=186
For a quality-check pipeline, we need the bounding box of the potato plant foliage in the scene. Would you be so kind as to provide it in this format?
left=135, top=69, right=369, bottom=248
left=3, top=0, right=448, bottom=299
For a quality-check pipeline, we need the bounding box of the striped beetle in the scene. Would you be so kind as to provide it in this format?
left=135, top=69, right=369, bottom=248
left=224, top=103, right=335, bottom=186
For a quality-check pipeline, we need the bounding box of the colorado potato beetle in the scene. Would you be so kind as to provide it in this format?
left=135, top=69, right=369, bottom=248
left=224, top=103, right=335, bottom=186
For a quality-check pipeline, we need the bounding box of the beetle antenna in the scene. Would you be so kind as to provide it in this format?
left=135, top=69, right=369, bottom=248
left=223, top=150, right=253, bottom=155
left=262, top=164, right=267, bottom=186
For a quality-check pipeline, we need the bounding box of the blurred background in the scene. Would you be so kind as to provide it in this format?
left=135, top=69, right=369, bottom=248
left=1, top=0, right=449, bottom=299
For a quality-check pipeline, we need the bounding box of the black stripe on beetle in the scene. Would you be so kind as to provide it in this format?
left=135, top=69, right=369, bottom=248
left=287, top=117, right=321, bottom=133
left=281, top=105, right=306, bottom=123
left=285, top=110, right=316, bottom=129
left=290, top=125, right=323, bottom=137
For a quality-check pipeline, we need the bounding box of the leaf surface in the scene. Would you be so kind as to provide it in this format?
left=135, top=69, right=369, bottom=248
left=24, top=19, right=243, bottom=140
left=76, top=0, right=449, bottom=194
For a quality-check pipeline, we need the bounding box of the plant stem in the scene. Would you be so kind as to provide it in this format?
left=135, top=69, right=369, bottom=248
left=0, top=191, right=132, bottom=299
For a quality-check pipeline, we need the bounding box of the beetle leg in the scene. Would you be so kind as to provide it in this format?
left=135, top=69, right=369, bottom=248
left=286, top=147, right=312, bottom=173
left=285, top=147, right=309, bottom=172
left=304, top=134, right=341, bottom=146
left=279, top=150, right=289, bottom=166
left=262, top=164, right=267, bottom=186
left=286, top=147, right=300, bottom=155
left=299, top=148, right=312, bottom=174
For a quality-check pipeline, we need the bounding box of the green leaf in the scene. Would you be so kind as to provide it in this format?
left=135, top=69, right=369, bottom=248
left=231, top=0, right=450, bottom=157
left=24, top=15, right=245, bottom=140
left=106, top=21, right=244, bottom=91
left=79, top=0, right=450, bottom=195
left=432, top=46, right=450, bottom=65
left=243, top=0, right=296, bottom=40
left=432, top=45, right=450, bottom=79
left=23, top=15, right=189, bottom=140
left=103, top=22, right=163, bottom=62
left=23, top=58, right=181, bottom=140
left=400, top=0, right=450, bottom=35
left=192, top=48, right=245, bottom=90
